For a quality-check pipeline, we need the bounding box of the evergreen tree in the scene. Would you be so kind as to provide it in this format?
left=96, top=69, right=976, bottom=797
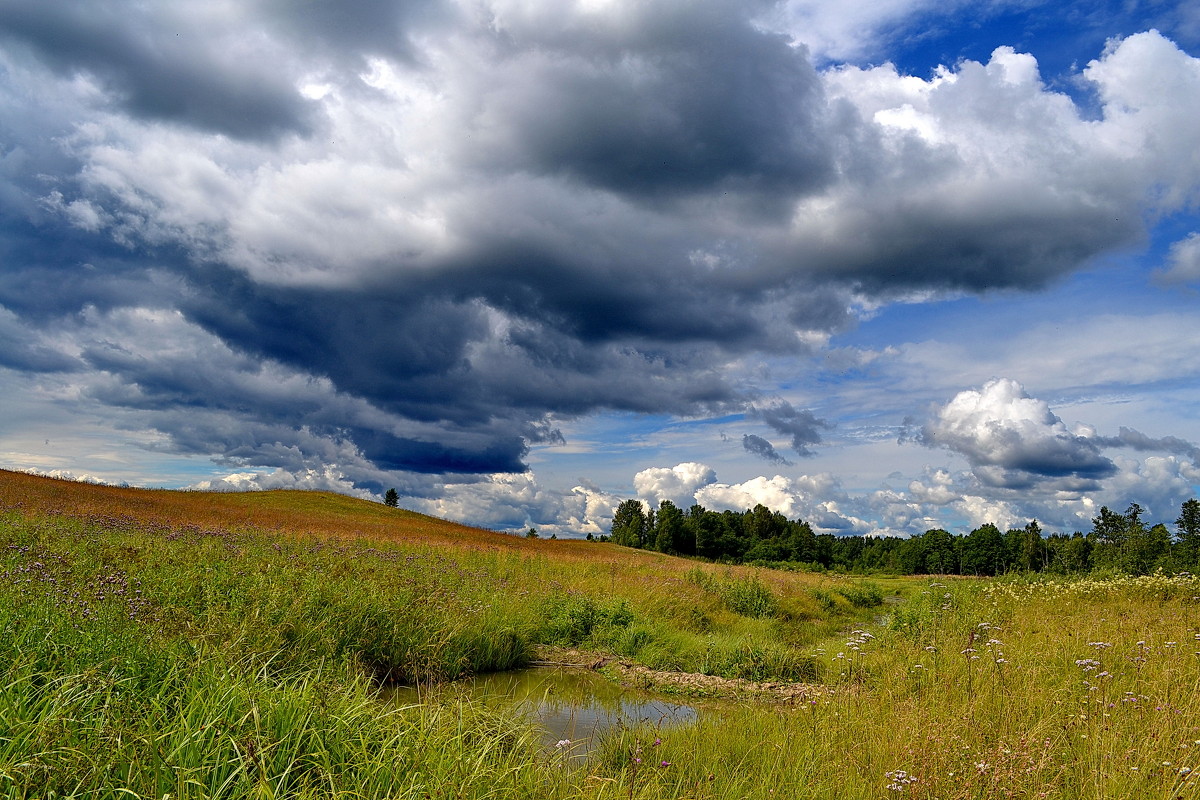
left=384, top=488, right=399, bottom=507
left=1177, top=499, right=1200, bottom=566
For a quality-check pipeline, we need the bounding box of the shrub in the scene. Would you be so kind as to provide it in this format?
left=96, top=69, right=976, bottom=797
left=810, top=587, right=839, bottom=612
left=722, top=577, right=778, bottom=618
left=537, top=593, right=633, bottom=646
left=836, top=581, right=884, bottom=608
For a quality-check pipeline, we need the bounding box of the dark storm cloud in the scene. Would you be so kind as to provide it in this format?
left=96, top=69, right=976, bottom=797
left=952, top=432, right=1115, bottom=482
left=347, top=426, right=530, bottom=474
left=23, top=245, right=748, bottom=475
left=433, top=240, right=852, bottom=355
left=68, top=290, right=540, bottom=474
left=0, top=221, right=184, bottom=322
left=0, top=0, right=312, bottom=139
left=0, top=307, right=78, bottom=372
left=468, top=1, right=833, bottom=201
left=749, top=401, right=830, bottom=457
left=262, top=0, right=451, bottom=67
left=803, top=203, right=1141, bottom=294
left=742, top=434, right=792, bottom=465
left=174, top=262, right=745, bottom=422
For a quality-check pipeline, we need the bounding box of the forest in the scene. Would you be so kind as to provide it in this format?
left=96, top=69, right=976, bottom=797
left=606, top=497, right=1200, bottom=576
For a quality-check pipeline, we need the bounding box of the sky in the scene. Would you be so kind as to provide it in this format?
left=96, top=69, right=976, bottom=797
left=2, top=0, right=1199, bottom=539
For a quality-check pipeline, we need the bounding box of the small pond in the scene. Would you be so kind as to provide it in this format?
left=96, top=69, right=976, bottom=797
left=386, top=667, right=699, bottom=755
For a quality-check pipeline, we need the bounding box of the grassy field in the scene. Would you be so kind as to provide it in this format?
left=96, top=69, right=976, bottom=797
left=2, top=469, right=1199, bottom=798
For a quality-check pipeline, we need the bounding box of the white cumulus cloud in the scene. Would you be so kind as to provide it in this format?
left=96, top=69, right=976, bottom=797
left=912, top=378, right=1115, bottom=488
left=634, top=462, right=718, bottom=507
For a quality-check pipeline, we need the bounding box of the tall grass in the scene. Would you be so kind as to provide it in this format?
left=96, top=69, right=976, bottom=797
left=0, top=472, right=870, bottom=797
left=6, top=472, right=1198, bottom=798
left=587, top=573, right=1200, bottom=799
left=0, top=648, right=561, bottom=798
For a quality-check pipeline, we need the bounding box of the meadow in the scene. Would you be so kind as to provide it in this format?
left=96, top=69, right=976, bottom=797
left=2, top=469, right=1199, bottom=799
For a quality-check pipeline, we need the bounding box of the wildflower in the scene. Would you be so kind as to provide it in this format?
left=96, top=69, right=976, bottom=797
left=555, top=739, right=571, bottom=749
left=885, top=770, right=917, bottom=791
left=660, top=761, right=671, bottom=768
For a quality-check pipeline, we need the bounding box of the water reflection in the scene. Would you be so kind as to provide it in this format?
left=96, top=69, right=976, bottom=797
left=388, top=667, right=698, bottom=754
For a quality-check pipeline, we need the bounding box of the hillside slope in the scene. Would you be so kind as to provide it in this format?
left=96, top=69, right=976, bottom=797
left=0, top=468, right=557, bottom=553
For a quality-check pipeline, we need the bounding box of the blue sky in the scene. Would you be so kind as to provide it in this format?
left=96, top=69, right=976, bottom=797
left=1, top=0, right=1198, bottom=537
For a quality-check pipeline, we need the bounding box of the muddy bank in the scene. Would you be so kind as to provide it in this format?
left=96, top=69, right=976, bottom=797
left=531, top=647, right=834, bottom=703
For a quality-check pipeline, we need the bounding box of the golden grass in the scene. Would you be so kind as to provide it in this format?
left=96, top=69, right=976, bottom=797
left=0, top=468, right=859, bottom=581
left=0, top=467, right=559, bottom=552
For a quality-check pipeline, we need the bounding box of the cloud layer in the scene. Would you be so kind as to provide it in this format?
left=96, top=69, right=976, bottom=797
left=1, top=1, right=1199, bottom=532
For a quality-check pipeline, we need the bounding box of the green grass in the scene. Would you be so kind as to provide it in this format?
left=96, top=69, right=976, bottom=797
left=3, top=472, right=1199, bottom=798
left=0, top=474, right=879, bottom=798
left=589, top=573, right=1200, bottom=799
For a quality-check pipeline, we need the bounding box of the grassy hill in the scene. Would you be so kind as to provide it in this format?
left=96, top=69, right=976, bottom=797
left=0, top=467, right=883, bottom=691
left=0, top=468, right=542, bottom=551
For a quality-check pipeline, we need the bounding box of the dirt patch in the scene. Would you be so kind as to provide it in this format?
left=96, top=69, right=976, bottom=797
left=531, top=647, right=834, bottom=703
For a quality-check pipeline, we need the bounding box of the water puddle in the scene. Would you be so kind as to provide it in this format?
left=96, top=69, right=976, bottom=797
left=386, top=667, right=698, bottom=754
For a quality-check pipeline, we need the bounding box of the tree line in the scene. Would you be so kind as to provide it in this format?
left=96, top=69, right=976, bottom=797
left=606, top=497, right=1200, bottom=576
